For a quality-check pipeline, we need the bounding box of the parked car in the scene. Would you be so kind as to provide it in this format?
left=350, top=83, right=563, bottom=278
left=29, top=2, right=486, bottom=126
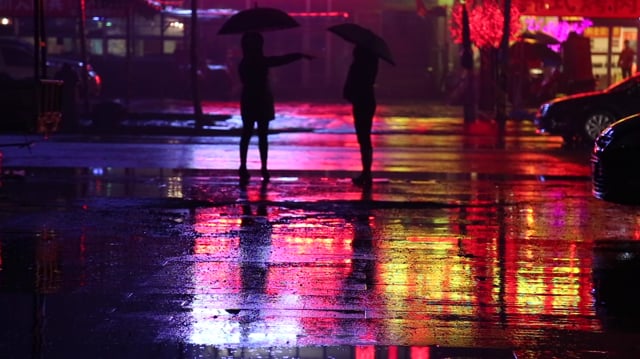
left=534, top=72, right=640, bottom=145
left=0, top=38, right=102, bottom=132
left=591, top=113, right=640, bottom=204
left=0, top=37, right=101, bottom=97
left=592, top=239, right=640, bottom=328
left=90, top=54, right=232, bottom=101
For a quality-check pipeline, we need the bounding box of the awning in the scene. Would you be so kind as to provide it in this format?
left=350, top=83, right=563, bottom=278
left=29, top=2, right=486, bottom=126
left=513, top=0, right=639, bottom=19
left=0, top=0, right=162, bottom=18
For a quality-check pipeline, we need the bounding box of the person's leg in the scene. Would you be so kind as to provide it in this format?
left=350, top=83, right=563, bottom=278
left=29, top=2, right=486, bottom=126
left=356, top=126, right=372, bottom=175
left=257, top=119, right=270, bottom=181
left=239, top=119, right=253, bottom=180
left=352, top=102, right=375, bottom=184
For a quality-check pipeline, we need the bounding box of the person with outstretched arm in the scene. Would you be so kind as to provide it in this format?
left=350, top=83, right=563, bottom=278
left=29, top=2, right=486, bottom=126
left=238, top=31, right=313, bottom=185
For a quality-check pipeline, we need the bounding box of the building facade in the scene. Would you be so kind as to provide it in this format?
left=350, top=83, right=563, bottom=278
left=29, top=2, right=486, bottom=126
left=1, top=1, right=635, bottom=100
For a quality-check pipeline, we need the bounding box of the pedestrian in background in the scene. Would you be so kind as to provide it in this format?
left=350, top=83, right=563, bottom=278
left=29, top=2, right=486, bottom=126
left=343, top=45, right=379, bottom=187
left=237, top=31, right=313, bottom=184
left=618, top=39, right=635, bottom=78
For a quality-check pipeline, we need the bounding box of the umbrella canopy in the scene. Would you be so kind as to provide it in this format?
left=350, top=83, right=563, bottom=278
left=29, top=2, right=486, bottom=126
left=217, top=7, right=299, bottom=35
left=328, top=23, right=395, bottom=65
left=519, top=31, right=560, bottom=45
left=510, top=41, right=562, bottom=68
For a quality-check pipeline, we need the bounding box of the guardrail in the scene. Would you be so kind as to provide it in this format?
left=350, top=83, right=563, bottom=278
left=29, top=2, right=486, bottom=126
left=36, top=79, right=63, bottom=137
left=0, top=78, right=64, bottom=148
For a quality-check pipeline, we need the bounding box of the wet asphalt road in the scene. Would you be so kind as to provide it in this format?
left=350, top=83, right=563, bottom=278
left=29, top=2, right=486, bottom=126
left=1, top=101, right=640, bottom=358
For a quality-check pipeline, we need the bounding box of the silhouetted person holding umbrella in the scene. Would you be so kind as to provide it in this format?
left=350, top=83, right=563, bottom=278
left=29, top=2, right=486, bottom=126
left=238, top=31, right=313, bottom=184
left=343, top=45, right=379, bottom=186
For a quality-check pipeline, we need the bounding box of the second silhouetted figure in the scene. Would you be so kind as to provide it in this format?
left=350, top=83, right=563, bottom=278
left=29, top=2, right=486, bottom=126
left=343, top=45, right=379, bottom=186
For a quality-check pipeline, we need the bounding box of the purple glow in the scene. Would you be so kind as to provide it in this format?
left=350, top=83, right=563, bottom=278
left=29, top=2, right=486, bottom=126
left=524, top=17, right=594, bottom=51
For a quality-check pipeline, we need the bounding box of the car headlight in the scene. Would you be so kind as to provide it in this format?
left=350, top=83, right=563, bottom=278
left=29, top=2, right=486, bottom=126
left=538, top=103, right=551, bottom=117
left=594, top=128, right=614, bottom=150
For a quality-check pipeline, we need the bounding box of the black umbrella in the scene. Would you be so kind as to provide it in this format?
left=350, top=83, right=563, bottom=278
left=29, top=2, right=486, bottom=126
left=217, top=7, right=300, bottom=35
left=328, top=23, right=395, bottom=65
left=510, top=41, right=562, bottom=67
left=519, top=31, right=560, bottom=45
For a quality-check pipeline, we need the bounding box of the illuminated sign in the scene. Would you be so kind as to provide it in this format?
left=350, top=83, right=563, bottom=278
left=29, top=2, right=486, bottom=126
left=514, top=0, right=640, bottom=18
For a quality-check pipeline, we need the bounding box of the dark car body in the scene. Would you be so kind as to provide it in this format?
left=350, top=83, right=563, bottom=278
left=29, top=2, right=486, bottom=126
left=91, top=54, right=232, bottom=101
left=591, top=113, right=640, bottom=203
left=0, top=37, right=101, bottom=97
left=0, top=37, right=102, bottom=132
left=534, top=73, right=640, bottom=145
left=592, top=239, right=640, bottom=328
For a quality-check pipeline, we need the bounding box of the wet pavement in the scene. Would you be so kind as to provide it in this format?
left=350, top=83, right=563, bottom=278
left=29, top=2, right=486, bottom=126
left=1, top=100, right=640, bottom=358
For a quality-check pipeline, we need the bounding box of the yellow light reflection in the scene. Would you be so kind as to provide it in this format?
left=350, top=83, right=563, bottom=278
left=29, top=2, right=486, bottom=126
left=166, top=175, right=183, bottom=198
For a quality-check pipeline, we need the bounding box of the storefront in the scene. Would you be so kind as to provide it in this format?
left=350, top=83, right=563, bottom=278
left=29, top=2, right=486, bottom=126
left=0, top=0, right=448, bottom=100
left=514, top=0, right=640, bottom=88
left=584, top=19, right=638, bottom=88
left=25, top=0, right=640, bottom=101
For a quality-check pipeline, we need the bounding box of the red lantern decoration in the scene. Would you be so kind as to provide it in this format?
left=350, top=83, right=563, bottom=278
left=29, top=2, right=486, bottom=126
left=450, top=0, right=521, bottom=49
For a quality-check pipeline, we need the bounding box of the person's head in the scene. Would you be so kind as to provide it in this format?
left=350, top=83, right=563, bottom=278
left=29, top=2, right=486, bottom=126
left=241, top=31, right=264, bottom=57
left=624, top=39, right=630, bottom=48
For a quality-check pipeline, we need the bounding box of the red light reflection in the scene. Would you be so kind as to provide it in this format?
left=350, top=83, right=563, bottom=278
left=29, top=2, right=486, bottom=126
left=190, top=201, right=359, bottom=345
left=185, top=177, right=607, bottom=347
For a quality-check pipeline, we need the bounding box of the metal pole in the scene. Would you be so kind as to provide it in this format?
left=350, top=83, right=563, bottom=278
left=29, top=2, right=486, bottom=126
left=495, top=0, right=511, bottom=149
left=78, top=0, right=90, bottom=114
left=461, top=4, right=475, bottom=124
left=125, top=4, right=133, bottom=108
left=33, top=0, right=40, bottom=81
left=38, top=0, right=47, bottom=78
left=607, top=25, right=613, bottom=86
left=442, top=6, right=450, bottom=96
left=190, top=0, right=203, bottom=127
left=302, top=0, right=311, bottom=89
left=325, top=0, right=333, bottom=87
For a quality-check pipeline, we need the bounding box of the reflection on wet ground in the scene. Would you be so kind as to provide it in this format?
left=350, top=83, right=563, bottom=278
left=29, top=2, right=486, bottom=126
left=0, top=98, right=628, bottom=357
left=2, top=168, right=640, bottom=358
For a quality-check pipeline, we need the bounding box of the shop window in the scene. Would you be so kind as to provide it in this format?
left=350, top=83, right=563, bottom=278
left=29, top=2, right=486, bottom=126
left=163, top=40, right=177, bottom=55
left=89, top=39, right=104, bottom=56
left=108, top=39, right=126, bottom=57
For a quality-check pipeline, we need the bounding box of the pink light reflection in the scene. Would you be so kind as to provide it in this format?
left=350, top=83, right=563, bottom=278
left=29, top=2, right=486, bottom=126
left=189, top=203, right=363, bottom=345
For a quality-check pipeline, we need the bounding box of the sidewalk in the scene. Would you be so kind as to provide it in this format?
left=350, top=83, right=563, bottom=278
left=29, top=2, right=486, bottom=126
left=76, top=97, right=536, bottom=137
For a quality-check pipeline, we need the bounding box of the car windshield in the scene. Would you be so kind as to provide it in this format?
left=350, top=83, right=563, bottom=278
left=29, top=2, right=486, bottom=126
left=604, top=74, right=640, bottom=93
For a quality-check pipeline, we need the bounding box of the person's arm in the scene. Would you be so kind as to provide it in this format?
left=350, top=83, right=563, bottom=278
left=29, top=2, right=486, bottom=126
left=265, top=53, right=313, bottom=68
left=618, top=51, right=623, bottom=67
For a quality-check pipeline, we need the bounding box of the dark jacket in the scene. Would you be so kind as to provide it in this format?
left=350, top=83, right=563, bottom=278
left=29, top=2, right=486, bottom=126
left=239, top=53, right=305, bottom=122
